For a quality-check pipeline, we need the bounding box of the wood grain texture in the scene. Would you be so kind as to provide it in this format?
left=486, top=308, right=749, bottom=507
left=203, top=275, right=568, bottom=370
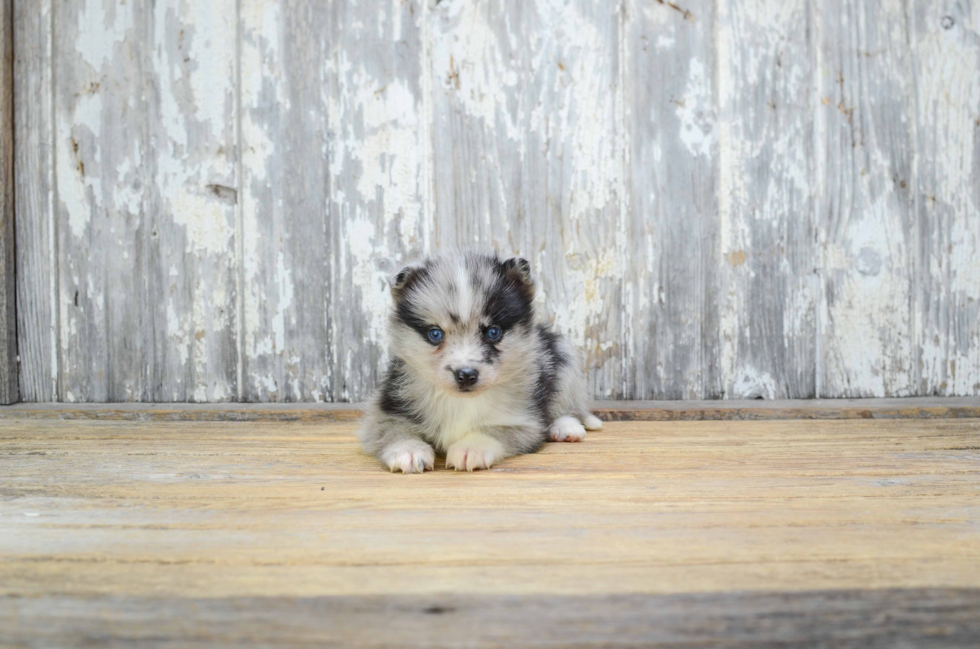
left=239, top=0, right=332, bottom=402
left=0, top=0, right=16, bottom=404
left=718, top=0, right=818, bottom=400
left=49, top=0, right=239, bottom=403
left=12, top=0, right=980, bottom=402
left=426, top=0, right=526, bottom=257
left=817, top=0, right=916, bottom=397
left=325, top=0, right=426, bottom=401
left=13, top=0, right=56, bottom=403
left=1, top=417, right=979, bottom=644
left=625, top=0, right=717, bottom=399
left=144, top=0, right=240, bottom=402
left=4, top=590, right=979, bottom=647
left=519, top=0, right=624, bottom=399
left=53, top=0, right=143, bottom=402
left=911, top=1, right=980, bottom=397
left=239, top=0, right=426, bottom=402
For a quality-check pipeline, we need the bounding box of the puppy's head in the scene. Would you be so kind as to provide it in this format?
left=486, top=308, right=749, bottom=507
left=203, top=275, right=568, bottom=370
left=387, top=251, right=536, bottom=395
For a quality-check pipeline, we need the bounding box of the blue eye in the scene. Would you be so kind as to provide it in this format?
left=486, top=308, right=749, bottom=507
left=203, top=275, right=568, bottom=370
left=487, top=326, right=502, bottom=341
left=427, top=327, right=444, bottom=344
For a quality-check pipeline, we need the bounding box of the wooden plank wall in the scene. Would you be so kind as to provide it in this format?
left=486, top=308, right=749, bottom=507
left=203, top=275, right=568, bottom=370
left=11, top=0, right=980, bottom=403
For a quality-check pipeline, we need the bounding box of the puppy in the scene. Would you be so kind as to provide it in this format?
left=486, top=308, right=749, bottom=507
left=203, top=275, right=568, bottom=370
left=358, top=250, right=603, bottom=473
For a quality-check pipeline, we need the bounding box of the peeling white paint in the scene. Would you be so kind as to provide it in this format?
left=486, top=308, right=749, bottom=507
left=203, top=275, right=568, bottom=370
left=239, top=0, right=282, bottom=396
left=430, top=1, right=521, bottom=141
left=549, top=248, right=622, bottom=352
left=913, top=5, right=980, bottom=395
left=559, top=7, right=618, bottom=223
left=732, top=367, right=777, bottom=400
left=344, top=217, right=389, bottom=345
left=349, top=77, right=422, bottom=237
left=76, top=0, right=132, bottom=70
left=273, top=250, right=294, bottom=354
left=819, top=0, right=916, bottom=397
left=716, top=0, right=742, bottom=391
left=329, top=14, right=425, bottom=358
left=168, top=300, right=190, bottom=369
left=168, top=192, right=234, bottom=256
left=153, top=3, right=237, bottom=259
left=675, top=59, right=715, bottom=158
left=24, top=0, right=980, bottom=403
left=58, top=94, right=102, bottom=239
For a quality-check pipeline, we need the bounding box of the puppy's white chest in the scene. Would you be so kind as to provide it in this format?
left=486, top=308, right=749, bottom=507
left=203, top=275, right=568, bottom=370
left=430, top=394, right=525, bottom=449
left=433, top=401, right=489, bottom=448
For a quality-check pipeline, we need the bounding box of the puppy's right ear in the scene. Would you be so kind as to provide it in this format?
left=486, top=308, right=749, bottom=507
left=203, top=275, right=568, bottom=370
left=388, top=263, right=423, bottom=300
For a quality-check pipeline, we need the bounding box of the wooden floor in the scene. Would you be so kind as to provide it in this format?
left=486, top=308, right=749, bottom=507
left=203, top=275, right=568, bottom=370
left=2, top=415, right=979, bottom=646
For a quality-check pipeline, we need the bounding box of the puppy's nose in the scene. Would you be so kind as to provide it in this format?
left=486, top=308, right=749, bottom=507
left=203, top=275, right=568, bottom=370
left=454, top=367, right=480, bottom=388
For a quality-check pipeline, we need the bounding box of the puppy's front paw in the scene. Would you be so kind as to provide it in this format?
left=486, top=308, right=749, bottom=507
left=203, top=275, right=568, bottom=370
left=549, top=416, right=587, bottom=442
left=582, top=414, right=603, bottom=431
left=381, top=440, right=435, bottom=474
left=446, top=434, right=506, bottom=472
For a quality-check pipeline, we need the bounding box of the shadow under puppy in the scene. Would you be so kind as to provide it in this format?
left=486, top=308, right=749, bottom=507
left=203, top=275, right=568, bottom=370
left=358, top=250, right=602, bottom=473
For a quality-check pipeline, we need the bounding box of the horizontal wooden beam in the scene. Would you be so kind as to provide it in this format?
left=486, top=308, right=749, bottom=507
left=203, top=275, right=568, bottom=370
left=592, top=397, right=980, bottom=421
left=1, top=397, right=978, bottom=422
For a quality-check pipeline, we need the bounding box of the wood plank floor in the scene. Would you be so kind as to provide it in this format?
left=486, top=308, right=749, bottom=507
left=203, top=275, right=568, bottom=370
left=2, top=416, right=979, bottom=646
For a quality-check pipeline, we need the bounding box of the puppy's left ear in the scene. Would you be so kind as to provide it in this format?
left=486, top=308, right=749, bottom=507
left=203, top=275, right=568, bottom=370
left=503, top=257, right=534, bottom=296
left=387, top=262, right=424, bottom=301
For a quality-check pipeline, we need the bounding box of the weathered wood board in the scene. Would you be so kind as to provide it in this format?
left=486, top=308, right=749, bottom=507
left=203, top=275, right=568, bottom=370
left=817, top=0, right=917, bottom=398
left=12, top=0, right=980, bottom=402
left=717, top=0, right=818, bottom=400
left=5, top=590, right=980, bottom=647
left=911, top=1, right=980, bottom=397
left=30, top=0, right=240, bottom=402
left=13, top=0, right=56, bottom=403
left=0, top=0, right=17, bottom=404
left=625, top=0, right=716, bottom=400
left=1, top=417, right=980, bottom=645
left=240, top=0, right=331, bottom=403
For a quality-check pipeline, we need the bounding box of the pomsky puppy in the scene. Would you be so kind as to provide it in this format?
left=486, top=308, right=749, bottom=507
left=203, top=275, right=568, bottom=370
left=358, top=250, right=602, bottom=473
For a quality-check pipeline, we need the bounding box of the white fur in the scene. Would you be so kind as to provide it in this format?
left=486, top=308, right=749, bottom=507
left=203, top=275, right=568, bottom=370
left=583, top=414, right=604, bottom=430
left=385, top=353, right=542, bottom=451
left=446, top=433, right=505, bottom=471
left=381, top=439, right=435, bottom=474
left=549, top=415, right=587, bottom=442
